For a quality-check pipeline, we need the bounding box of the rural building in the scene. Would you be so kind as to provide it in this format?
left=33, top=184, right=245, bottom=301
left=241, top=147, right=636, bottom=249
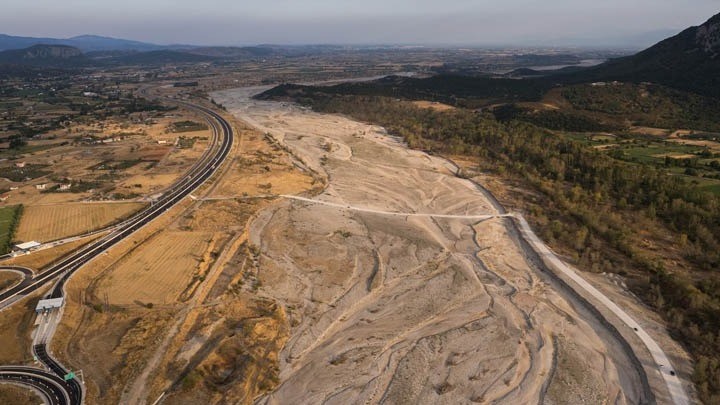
left=14, top=241, right=41, bottom=253
left=14, top=162, right=26, bottom=168
left=35, top=184, right=47, bottom=190
left=59, top=184, right=72, bottom=191
left=0, top=194, right=8, bottom=202
left=35, top=298, right=64, bottom=313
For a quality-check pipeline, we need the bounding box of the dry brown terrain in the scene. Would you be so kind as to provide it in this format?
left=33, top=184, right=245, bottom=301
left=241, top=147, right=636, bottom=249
left=0, top=113, right=210, bottom=209
left=16, top=202, right=145, bottom=243
left=412, top=100, right=456, bottom=112
left=0, top=292, right=40, bottom=364
left=95, top=231, right=214, bottom=305
left=209, top=87, right=663, bottom=404
left=47, top=109, right=315, bottom=405
left=0, top=272, right=21, bottom=294
left=0, top=383, right=43, bottom=404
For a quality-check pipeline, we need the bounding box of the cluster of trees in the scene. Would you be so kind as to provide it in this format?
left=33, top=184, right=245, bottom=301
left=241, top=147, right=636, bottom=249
left=563, top=83, right=720, bottom=132
left=0, top=205, right=23, bottom=255
left=257, top=75, right=552, bottom=109
left=268, top=89, right=720, bottom=402
left=492, top=104, right=622, bottom=132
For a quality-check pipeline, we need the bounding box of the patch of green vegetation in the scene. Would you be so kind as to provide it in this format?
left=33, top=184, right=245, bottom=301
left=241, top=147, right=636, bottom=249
left=562, top=83, right=720, bottom=132
left=0, top=164, right=51, bottom=182
left=256, top=75, right=553, bottom=108
left=170, top=120, right=208, bottom=133
left=90, top=159, right=144, bottom=171
left=493, top=104, right=622, bottom=132
left=700, top=183, right=720, bottom=195
left=177, top=136, right=198, bottom=149
left=612, top=142, right=704, bottom=165
left=0, top=205, right=23, bottom=254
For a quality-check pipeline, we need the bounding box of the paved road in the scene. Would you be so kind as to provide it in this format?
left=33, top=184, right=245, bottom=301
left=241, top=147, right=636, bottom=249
left=0, top=366, right=72, bottom=405
left=0, top=102, right=234, bottom=309
left=0, top=266, right=33, bottom=291
left=0, top=101, right=234, bottom=405
left=514, top=215, right=689, bottom=405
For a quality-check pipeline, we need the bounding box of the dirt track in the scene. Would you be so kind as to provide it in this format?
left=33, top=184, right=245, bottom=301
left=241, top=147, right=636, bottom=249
left=213, top=87, right=653, bottom=404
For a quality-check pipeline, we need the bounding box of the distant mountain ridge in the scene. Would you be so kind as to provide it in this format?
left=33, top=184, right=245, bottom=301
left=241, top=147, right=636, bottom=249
left=0, top=33, right=164, bottom=52
left=0, top=44, right=87, bottom=66
left=564, top=12, right=720, bottom=97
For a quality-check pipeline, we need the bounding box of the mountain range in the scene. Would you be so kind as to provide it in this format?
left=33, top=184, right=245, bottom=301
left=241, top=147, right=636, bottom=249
left=0, top=34, right=165, bottom=52
left=0, top=44, right=88, bottom=67
left=559, top=12, right=720, bottom=97
left=1, top=12, right=719, bottom=98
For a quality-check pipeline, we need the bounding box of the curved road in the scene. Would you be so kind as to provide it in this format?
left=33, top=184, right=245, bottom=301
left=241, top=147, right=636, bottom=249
left=514, top=215, right=689, bottom=405
left=0, top=100, right=235, bottom=405
left=0, top=266, right=33, bottom=291
left=0, top=103, right=233, bottom=307
left=0, top=366, right=72, bottom=405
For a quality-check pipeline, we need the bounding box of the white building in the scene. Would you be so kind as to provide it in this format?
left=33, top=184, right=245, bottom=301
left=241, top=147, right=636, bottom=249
left=14, top=241, right=41, bottom=252
left=35, top=298, right=64, bottom=313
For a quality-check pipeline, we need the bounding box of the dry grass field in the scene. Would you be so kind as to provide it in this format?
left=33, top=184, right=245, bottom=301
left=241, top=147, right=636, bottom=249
left=0, top=296, right=36, bottom=364
left=0, top=384, right=42, bottom=404
left=16, top=202, right=145, bottom=243
left=0, top=272, right=21, bottom=294
left=412, top=100, right=456, bottom=112
left=96, top=231, right=214, bottom=305
left=212, top=130, right=317, bottom=198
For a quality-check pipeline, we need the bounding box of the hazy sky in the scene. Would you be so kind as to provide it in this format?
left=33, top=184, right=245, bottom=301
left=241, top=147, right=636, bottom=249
left=2, top=0, right=718, bottom=47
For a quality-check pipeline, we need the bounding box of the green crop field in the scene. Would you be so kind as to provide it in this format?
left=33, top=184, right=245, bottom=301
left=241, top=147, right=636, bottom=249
left=0, top=205, right=23, bottom=255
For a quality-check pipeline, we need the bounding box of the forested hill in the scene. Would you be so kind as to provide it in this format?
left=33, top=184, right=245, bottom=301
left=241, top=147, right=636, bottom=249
left=0, top=44, right=88, bottom=67
left=561, top=12, right=720, bottom=98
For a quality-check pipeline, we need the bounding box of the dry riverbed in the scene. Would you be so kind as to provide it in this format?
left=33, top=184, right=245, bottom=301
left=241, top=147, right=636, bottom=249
left=212, top=87, right=652, bottom=404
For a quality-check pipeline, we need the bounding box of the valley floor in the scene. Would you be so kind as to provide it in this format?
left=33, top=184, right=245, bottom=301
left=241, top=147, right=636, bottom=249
left=210, top=87, right=672, bottom=404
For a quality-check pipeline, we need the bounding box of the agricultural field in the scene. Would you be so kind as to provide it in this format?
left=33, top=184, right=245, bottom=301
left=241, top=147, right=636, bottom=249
left=0, top=205, right=22, bottom=254
left=96, top=231, right=214, bottom=305
left=562, top=133, right=720, bottom=194
left=15, top=202, right=145, bottom=243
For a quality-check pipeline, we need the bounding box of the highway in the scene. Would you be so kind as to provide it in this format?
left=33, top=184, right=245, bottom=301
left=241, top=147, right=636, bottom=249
left=0, top=102, right=233, bottom=308
left=0, top=366, right=72, bottom=405
left=0, top=100, right=234, bottom=405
